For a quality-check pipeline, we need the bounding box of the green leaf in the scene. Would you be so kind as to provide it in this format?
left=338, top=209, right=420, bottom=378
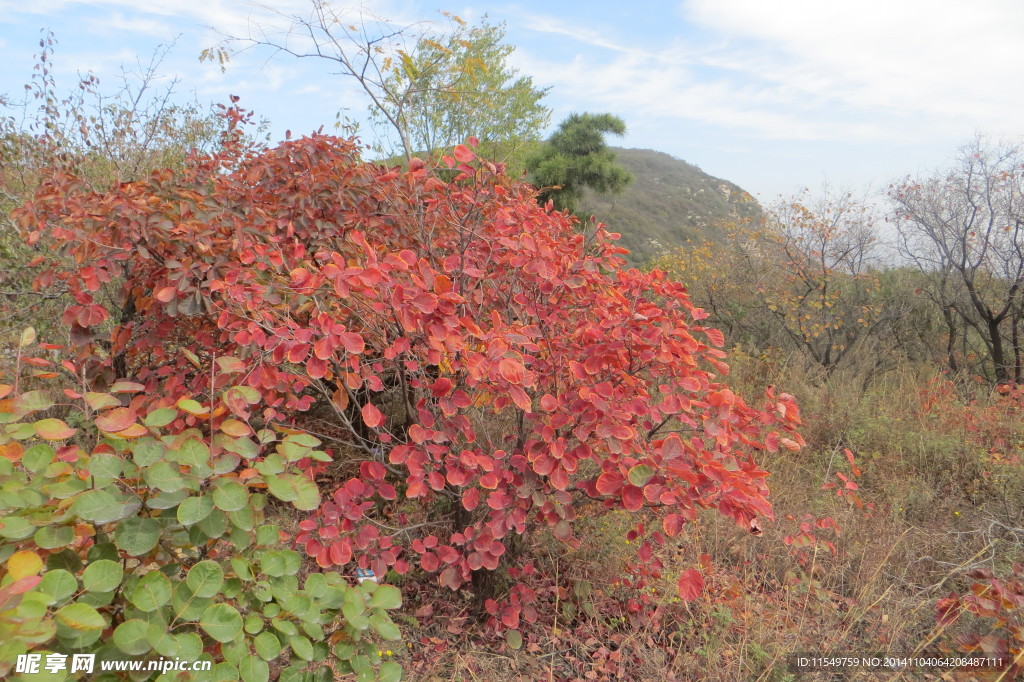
left=87, top=452, right=123, bottom=479
left=254, top=631, right=281, bottom=660
left=143, top=458, right=187, bottom=491
left=46, top=548, right=82, bottom=573
left=113, top=619, right=153, bottom=655
left=505, top=629, right=523, bottom=650
left=15, top=390, right=54, bottom=413
left=291, top=477, right=321, bottom=511
left=197, top=508, right=228, bottom=539
left=131, top=570, right=172, bottom=612
left=227, top=506, right=256, bottom=531
left=115, top=517, right=162, bottom=556
left=22, top=443, right=54, bottom=472
left=369, top=612, right=401, bottom=640
left=130, top=437, right=165, bottom=466
left=264, top=474, right=297, bottom=502
left=187, top=560, right=224, bottom=598
left=175, top=437, right=211, bottom=471
left=379, top=660, right=403, bottom=682
left=144, top=408, right=178, bottom=428
left=177, top=495, right=214, bottom=525
left=370, top=584, right=402, bottom=610
left=627, top=464, right=656, bottom=487
left=255, top=525, right=280, bottom=546
left=55, top=602, right=106, bottom=631
left=70, top=489, right=117, bottom=522
left=38, top=569, right=77, bottom=602
left=342, top=588, right=369, bottom=629
left=239, top=657, right=270, bottom=682
left=0, top=516, right=34, bottom=540
left=231, top=557, right=254, bottom=582
left=82, top=558, right=123, bottom=593
left=145, top=488, right=189, bottom=510
left=213, top=480, right=248, bottom=512
left=200, top=603, right=243, bottom=643
left=34, top=524, right=74, bottom=550
left=69, top=489, right=140, bottom=523
left=289, top=634, right=315, bottom=660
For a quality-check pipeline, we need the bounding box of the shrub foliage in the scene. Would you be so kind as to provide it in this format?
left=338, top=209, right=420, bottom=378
left=11, top=114, right=803, bottom=656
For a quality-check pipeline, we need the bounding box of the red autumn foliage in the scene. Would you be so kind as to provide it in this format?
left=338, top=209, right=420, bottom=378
left=14, top=107, right=803, bottom=607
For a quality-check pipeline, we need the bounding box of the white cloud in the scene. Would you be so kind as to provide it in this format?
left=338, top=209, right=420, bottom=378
left=683, top=0, right=1024, bottom=138
left=513, top=0, right=1024, bottom=145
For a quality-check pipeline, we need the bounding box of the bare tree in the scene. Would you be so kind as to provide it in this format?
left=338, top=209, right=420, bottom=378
left=889, top=136, right=1024, bottom=383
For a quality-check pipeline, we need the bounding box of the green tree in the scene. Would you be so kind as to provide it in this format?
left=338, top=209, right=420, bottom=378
left=526, top=112, right=633, bottom=213
left=371, top=16, right=550, bottom=168
left=222, top=5, right=549, bottom=166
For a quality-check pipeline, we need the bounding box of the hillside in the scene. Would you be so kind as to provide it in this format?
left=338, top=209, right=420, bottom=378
left=577, top=147, right=761, bottom=265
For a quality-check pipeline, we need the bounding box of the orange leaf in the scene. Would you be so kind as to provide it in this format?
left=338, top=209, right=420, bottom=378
left=361, top=402, right=384, bottom=428
left=34, top=418, right=77, bottom=440
left=94, top=407, right=137, bottom=432
left=155, top=286, right=176, bottom=303
left=498, top=357, right=525, bottom=384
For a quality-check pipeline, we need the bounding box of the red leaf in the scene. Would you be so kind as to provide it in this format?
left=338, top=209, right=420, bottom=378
left=287, top=343, right=309, bottom=363
left=621, top=485, right=644, bottom=511
left=677, top=569, right=704, bottom=601
left=508, top=385, right=532, bottom=412
left=306, top=356, right=327, bottom=379
left=314, top=337, right=333, bottom=360
left=339, top=332, right=365, bottom=354
left=453, top=144, right=475, bottom=163
left=501, top=605, right=520, bottom=629
left=498, top=357, right=525, bottom=383
left=439, top=567, right=462, bottom=590
left=94, top=407, right=136, bottom=433
left=662, top=513, right=684, bottom=537
left=329, top=540, right=352, bottom=566
left=421, top=552, right=439, bottom=572
left=155, top=286, right=176, bottom=303
left=361, top=402, right=385, bottom=428
left=595, top=472, right=622, bottom=495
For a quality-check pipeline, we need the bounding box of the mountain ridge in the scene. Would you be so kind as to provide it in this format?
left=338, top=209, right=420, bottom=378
left=577, top=147, right=761, bottom=265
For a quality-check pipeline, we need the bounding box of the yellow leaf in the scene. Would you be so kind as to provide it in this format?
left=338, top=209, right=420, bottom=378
left=8, top=550, right=43, bottom=580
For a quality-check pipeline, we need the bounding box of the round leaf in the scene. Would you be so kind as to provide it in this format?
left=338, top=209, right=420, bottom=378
left=254, top=631, right=281, bottom=660
left=131, top=570, right=172, bottom=612
left=627, top=464, right=656, bottom=487
left=94, top=407, right=137, bottom=433
left=177, top=495, right=214, bottom=526
left=82, top=559, right=123, bottom=593
left=369, top=584, right=402, bottom=610
left=114, top=517, right=162, bottom=556
left=239, top=657, right=270, bottom=682
left=187, top=560, right=224, bottom=598
left=200, top=603, right=243, bottom=643
left=34, top=524, right=74, bottom=550
left=38, top=569, right=78, bottom=602
left=55, top=602, right=106, bottom=631
left=34, top=418, right=76, bottom=440
left=113, top=619, right=153, bottom=656
left=213, top=480, right=248, bottom=512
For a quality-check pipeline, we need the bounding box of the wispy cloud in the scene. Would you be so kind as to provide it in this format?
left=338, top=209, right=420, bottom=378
left=512, top=0, right=1024, bottom=145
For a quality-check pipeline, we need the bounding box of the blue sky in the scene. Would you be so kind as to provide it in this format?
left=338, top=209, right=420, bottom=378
left=1, top=0, right=1021, bottom=200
